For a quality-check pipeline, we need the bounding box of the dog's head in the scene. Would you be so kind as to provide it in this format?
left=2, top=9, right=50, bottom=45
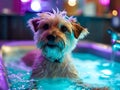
left=28, top=9, right=89, bottom=63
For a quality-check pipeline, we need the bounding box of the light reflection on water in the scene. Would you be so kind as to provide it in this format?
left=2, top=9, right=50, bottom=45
left=5, top=53, right=120, bottom=90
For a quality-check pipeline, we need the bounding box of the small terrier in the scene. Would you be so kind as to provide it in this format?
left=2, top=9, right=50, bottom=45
left=26, top=9, right=109, bottom=89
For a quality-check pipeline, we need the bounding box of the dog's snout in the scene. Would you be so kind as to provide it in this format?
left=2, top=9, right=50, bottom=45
left=47, top=35, right=56, bottom=41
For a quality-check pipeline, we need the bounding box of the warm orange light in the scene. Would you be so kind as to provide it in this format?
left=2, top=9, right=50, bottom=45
left=112, top=10, right=118, bottom=16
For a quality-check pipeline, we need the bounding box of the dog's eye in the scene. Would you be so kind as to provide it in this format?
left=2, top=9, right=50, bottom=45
left=42, top=23, right=49, bottom=30
left=60, top=25, right=68, bottom=33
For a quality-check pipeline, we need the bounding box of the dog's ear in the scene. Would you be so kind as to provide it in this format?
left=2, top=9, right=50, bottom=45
left=28, top=18, right=40, bottom=32
left=72, top=22, right=89, bottom=39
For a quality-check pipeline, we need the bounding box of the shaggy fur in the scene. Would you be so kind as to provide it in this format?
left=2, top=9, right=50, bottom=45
left=31, top=51, right=79, bottom=79
left=26, top=9, right=109, bottom=90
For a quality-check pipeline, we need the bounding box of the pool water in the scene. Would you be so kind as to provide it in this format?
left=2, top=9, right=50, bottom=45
left=5, top=52, right=120, bottom=90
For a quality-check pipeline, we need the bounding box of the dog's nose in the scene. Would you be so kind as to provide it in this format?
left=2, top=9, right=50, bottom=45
left=54, top=60, right=60, bottom=63
left=47, top=35, right=56, bottom=41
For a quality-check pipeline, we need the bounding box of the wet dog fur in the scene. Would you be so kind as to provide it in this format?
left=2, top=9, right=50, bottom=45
left=25, top=9, right=109, bottom=90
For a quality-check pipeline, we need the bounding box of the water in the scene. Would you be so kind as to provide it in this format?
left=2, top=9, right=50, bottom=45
left=5, top=52, right=120, bottom=90
left=107, top=29, right=120, bottom=63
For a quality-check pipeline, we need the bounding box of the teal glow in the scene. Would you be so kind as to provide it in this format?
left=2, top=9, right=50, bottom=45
left=113, top=44, right=120, bottom=50
left=100, top=69, right=112, bottom=76
left=112, top=33, right=117, bottom=40
left=5, top=53, right=120, bottom=89
left=102, top=63, right=111, bottom=67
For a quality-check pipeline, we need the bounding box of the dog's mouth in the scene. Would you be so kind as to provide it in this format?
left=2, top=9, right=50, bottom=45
left=46, top=43, right=58, bottom=48
left=39, top=39, right=65, bottom=50
left=45, top=41, right=65, bottom=49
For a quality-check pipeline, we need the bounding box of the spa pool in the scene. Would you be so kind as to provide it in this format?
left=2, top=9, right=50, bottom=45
left=0, top=41, right=120, bottom=90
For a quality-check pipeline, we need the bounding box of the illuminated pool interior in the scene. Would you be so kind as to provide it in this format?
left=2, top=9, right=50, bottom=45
left=1, top=41, right=120, bottom=90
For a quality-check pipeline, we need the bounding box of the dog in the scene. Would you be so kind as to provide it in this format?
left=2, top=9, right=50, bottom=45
left=25, top=9, right=109, bottom=90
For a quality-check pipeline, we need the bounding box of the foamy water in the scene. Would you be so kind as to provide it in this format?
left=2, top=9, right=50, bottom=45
left=5, top=53, right=120, bottom=90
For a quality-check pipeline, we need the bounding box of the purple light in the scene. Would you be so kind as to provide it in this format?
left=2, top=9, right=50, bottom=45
left=112, top=17, right=120, bottom=28
left=31, top=0, right=42, bottom=12
left=21, top=0, right=30, bottom=3
left=99, top=0, right=110, bottom=6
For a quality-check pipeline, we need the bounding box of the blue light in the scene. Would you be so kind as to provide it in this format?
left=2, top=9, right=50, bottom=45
left=112, top=17, right=120, bottom=28
left=31, top=0, right=42, bottom=12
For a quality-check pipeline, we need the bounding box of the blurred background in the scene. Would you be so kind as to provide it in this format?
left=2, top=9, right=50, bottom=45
left=0, top=0, right=120, bottom=44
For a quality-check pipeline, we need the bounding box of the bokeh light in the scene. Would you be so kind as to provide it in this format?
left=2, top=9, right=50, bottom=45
left=31, top=0, right=41, bottom=12
left=21, top=0, right=30, bottom=3
left=112, top=10, right=118, bottom=16
left=68, top=0, right=77, bottom=7
left=112, top=17, right=120, bottom=27
left=99, top=0, right=110, bottom=6
left=2, top=46, right=12, bottom=54
left=2, top=8, right=11, bottom=14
